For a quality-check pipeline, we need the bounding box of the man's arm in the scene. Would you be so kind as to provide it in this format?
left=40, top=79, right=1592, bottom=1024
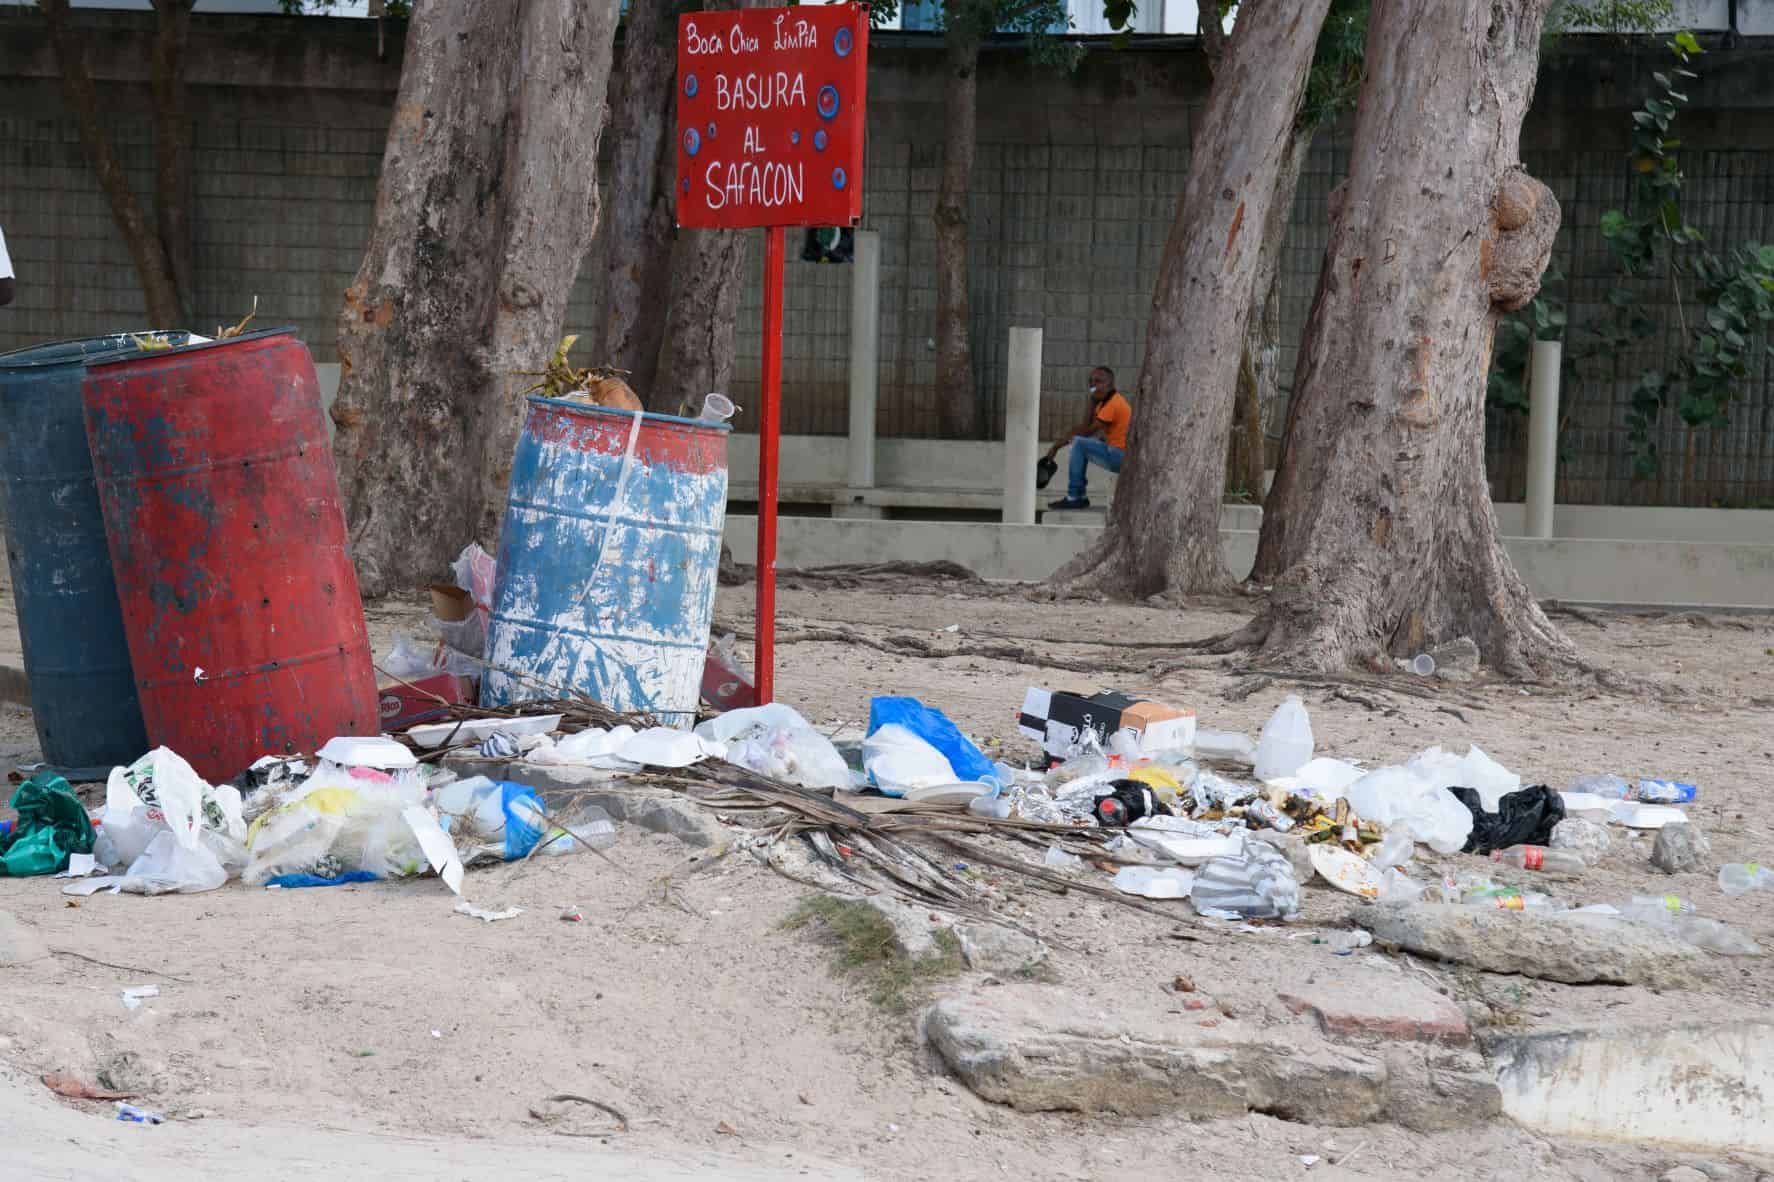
left=1045, top=399, right=1108, bottom=459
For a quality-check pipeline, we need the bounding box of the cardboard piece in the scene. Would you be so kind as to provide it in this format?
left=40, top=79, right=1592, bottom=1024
left=1017, top=687, right=1195, bottom=762
left=701, top=643, right=757, bottom=712
left=378, top=673, right=471, bottom=731
left=429, top=584, right=474, bottom=623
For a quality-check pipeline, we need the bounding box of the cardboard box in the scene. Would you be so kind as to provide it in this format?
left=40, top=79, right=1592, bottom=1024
left=378, top=672, right=472, bottom=731
left=701, top=642, right=756, bottom=712
left=1017, top=687, right=1195, bottom=762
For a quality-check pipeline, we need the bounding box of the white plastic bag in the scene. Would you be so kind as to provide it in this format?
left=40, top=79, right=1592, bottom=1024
left=1254, top=695, right=1314, bottom=780
left=862, top=724, right=957, bottom=797
left=1191, top=842, right=1300, bottom=919
left=113, top=830, right=228, bottom=895
left=1344, top=766, right=1473, bottom=855
left=696, top=704, right=849, bottom=791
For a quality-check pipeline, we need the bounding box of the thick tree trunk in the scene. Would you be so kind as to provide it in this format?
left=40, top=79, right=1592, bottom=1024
left=41, top=0, right=186, bottom=326
left=933, top=30, right=982, bottom=439
left=331, top=0, right=619, bottom=597
left=655, top=227, right=751, bottom=416
left=1241, top=0, right=1576, bottom=677
left=1050, top=0, right=1331, bottom=597
left=596, top=0, right=678, bottom=403
left=1231, top=125, right=1311, bottom=499
left=149, top=0, right=195, bottom=319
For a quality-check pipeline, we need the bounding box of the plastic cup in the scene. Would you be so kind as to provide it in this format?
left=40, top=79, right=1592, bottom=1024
left=699, top=392, right=737, bottom=423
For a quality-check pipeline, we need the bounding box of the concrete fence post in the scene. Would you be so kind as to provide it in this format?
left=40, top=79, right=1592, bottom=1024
left=1004, top=326, right=1042, bottom=525
left=840, top=229, right=881, bottom=519
left=1525, top=339, right=1561, bottom=539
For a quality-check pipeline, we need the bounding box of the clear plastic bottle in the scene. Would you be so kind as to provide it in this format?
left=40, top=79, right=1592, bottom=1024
left=1719, top=862, right=1774, bottom=896
left=1673, top=915, right=1763, bottom=957
left=1491, top=845, right=1585, bottom=877
left=1567, top=773, right=1631, bottom=799
left=1622, top=893, right=1694, bottom=923
left=1463, top=890, right=1560, bottom=911
left=1634, top=778, right=1698, bottom=804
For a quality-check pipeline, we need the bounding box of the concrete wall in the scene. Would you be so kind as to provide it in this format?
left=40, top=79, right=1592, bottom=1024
left=5, top=13, right=1774, bottom=506
left=721, top=516, right=1774, bottom=609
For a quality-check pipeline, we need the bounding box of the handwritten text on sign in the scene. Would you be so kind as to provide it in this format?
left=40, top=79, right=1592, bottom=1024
left=675, top=5, right=867, bottom=230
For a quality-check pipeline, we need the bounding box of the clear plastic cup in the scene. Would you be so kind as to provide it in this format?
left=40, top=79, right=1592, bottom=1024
left=699, top=392, right=737, bottom=423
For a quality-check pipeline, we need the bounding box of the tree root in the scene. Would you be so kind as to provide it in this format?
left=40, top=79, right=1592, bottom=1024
left=772, top=627, right=1161, bottom=675
left=1538, top=599, right=1610, bottom=629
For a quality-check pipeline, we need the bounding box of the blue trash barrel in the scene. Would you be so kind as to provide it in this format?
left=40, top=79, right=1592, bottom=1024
left=0, top=332, right=194, bottom=770
left=483, top=398, right=730, bottom=725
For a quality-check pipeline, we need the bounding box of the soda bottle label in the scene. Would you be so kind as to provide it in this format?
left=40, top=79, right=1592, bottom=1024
left=1523, top=847, right=1544, bottom=871
left=1662, top=894, right=1681, bottom=912
left=1495, top=896, right=1526, bottom=911
left=1749, top=863, right=1761, bottom=875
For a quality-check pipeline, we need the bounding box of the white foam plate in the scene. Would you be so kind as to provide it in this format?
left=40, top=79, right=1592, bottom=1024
left=903, top=782, right=989, bottom=805
left=1310, top=844, right=1385, bottom=900
left=405, top=714, right=564, bottom=750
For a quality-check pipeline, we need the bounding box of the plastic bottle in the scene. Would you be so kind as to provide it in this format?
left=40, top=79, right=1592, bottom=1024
left=1719, top=863, right=1773, bottom=896
left=1254, top=695, right=1314, bottom=780
left=1634, top=778, right=1698, bottom=804
left=1674, top=915, right=1763, bottom=957
left=1622, top=894, right=1694, bottom=923
left=1491, top=845, right=1585, bottom=877
left=1567, top=773, right=1631, bottom=800
left=1463, top=891, right=1560, bottom=912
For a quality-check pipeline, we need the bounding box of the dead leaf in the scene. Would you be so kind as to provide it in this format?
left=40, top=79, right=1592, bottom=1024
left=716, top=1119, right=740, bottom=1136
left=42, top=1072, right=133, bottom=1101
left=798, top=1092, right=813, bottom=1106
left=1173, top=975, right=1195, bottom=993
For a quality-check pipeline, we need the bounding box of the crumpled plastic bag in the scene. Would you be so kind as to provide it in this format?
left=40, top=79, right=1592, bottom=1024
left=0, top=775, right=95, bottom=877
left=862, top=724, right=957, bottom=796
left=1191, top=840, right=1300, bottom=919
left=76, top=750, right=246, bottom=894
left=243, top=764, right=428, bottom=886
left=1343, top=765, right=1474, bottom=855
left=1449, top=784, right=1565, bottom=854
left=433, top=777, right=547, bottom=861
left=866, top=697, right=996, bottom=785
left=1406, top=745, right=1521, bottom=812
left=695, top=704, right=849, bottom=791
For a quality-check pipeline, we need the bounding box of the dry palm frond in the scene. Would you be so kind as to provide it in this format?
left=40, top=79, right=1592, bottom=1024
left=217, top=296, right=259, bottom=339
left=517, top=336, right=642, bottom=409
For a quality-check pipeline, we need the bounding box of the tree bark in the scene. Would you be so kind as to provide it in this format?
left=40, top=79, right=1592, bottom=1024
left=331, top=0, right=620, bottom=597
left=933, top=28, right=982, bottom=439
left=596, top=0, right=678, bottom=403
left=1231, top=125, right=1311, bottom=500
left=41, top=0, right=186, bottom=326
left=1239, top=0, right=1576, bottom=677
left=655, top=227, right=751, bottom=417
left=149, top=0, right=195, bottom=320
left=1049, top=0, right=1331, bottom=597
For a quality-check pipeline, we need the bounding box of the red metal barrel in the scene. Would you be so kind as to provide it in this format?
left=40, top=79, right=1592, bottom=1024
left=81, top=328, right=378, bottom=780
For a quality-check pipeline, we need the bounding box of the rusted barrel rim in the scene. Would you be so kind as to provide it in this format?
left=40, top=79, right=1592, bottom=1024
left=84, top=325, right=299, bottom=371
left=0, top=331, right=201, bottom=370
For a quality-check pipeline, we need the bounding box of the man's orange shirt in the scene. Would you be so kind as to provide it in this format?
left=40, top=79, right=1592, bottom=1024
left=1094, top=392, right=1132, bottom=450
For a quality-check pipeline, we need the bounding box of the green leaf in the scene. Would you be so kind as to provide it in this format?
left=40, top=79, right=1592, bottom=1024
left=1674, top=30, right=1702, bottom=55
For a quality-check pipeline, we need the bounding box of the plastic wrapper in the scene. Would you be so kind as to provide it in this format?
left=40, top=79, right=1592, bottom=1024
left=1190, top=841, right=1300, bottom=919
left=242, top=764, right=429, bottom=885
left=1186, top=768, right=1257, bottom=815
left=1194, top=729, right=1257, bottom=766
left=1254, top=695, right=1314, bottom=780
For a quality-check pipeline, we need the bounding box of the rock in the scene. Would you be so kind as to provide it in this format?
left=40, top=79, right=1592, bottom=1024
left=954, top=921, right=1047, bottom=974
left=1352, top=903, right=1706, bottom=989
left=923, top=984, right=1498, bottom=1131
left=863, top=896, right=947, bottom=959
left=1550, top=818, right=1611, bottom=863
left=1663, top=1167, right=1716, bottom=1182
left=0, top=910, right=49, bottom=967
left=1651, top=823, right=1712, bottom=875
left=1278, top=975, right=1470, bottom=1046
left=1428, top=637, right=1481, bottom=682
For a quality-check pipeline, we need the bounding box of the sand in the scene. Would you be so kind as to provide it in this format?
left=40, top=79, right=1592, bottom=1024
left=0, top=573, right=1770, bottom=1181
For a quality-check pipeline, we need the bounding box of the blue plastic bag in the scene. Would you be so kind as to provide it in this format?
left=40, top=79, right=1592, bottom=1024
left=493, top=782, right=547, bottom=860
left=866, top=697, right=996, bottom=785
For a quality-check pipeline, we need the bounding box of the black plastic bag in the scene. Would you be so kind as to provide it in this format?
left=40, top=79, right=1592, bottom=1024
left=1450, top=784, right=1565, bottom=854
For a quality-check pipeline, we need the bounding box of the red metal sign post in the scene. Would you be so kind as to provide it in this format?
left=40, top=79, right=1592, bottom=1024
left=677, top=4, right=867, bottom=704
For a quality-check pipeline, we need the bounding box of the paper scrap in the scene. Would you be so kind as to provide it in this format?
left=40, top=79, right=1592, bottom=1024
left=402, top=805, right=464, bottom=895
left=55, top=853, right=99, bottom=879
left=63, top=878, right=123, bottom=897
left=454, top=899, right=522, bottom=923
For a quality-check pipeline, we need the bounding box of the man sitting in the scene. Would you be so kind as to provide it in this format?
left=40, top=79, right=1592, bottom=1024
left=1044, top=365, right=1130, bottom=510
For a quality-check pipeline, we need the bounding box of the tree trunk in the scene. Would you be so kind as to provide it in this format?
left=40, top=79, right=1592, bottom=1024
left=655, top=227, right=751, bottom=417
left=149, top=0, right=195, bottom=320
left=41, top=0, right=186, bottom=326
left=1231, top=125, right=1311, bottom=500
left=1050, top=0, right=1331, bottom=597
left=933, top=28, right=982, bottom=439
left=1240, top=0, right=1576, bottom=677
left=331, top=0, right=620, bottom=597
left=596, top=0, right=678, bottom=403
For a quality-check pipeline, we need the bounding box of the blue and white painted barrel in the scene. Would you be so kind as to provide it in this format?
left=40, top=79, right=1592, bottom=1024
left=482, top=398, right=731, bottom=725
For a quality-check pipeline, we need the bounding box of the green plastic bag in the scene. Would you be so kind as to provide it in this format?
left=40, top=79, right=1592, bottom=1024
left=0, top=774, right=95, bottom=877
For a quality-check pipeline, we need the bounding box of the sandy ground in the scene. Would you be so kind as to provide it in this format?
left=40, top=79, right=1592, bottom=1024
left=1, top=572, right=1772, bottom=1180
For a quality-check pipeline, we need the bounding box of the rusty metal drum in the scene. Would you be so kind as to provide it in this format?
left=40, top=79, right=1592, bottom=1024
left=81, top=328, right=377, bottom=780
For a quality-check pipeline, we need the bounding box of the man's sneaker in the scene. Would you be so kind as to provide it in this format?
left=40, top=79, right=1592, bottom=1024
left=1047, top=497, right=1090, bottom=510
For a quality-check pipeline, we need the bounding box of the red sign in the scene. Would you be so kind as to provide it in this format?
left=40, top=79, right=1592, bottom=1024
left=675, top=4, right=867, bottom=230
